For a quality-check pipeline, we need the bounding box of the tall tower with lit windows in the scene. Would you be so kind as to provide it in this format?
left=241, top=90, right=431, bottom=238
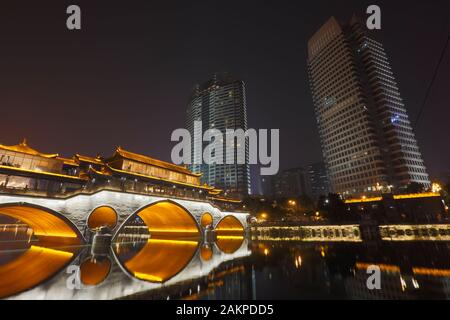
left=307, top=16, right=430, bottom=196
left=186, top=73, right=251, bottom=197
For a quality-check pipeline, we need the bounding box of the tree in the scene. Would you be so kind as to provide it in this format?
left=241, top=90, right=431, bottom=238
left=405, top=182, right=424, bottom=194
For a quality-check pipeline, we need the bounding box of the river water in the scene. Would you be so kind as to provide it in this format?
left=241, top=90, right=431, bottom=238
left=1, top=225, right=450, bottom=300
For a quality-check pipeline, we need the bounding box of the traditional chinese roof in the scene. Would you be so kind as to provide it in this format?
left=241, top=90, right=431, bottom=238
left=105, top=164, right=213, bottom=190
left=0, top=164, right=87, bottom=182
left=75, top=154, right=104, bottom=165
left=0, top=139, right=58, bottom=158
left=112, top=146, right=202, bottom=177
left=56, top=156, right=79, bottom=167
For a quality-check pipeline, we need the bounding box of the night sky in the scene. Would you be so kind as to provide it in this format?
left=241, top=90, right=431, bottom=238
left=1, top=0, right=449, bottom=193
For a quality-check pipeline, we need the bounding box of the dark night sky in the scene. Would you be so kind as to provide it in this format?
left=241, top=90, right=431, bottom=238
left=0, top=1, right=449, bottom=193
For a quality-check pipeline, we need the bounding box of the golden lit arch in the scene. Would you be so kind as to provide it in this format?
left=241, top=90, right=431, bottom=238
left=215, top=215, right=244, bottom=254
left=215, top=215, right=245, bottom=237
left=113, top=201, right=200, bottom=283
left=87, top=206, right=118, bottom=230
left=0, top=245, right=75, bottom=298
left=80, top=257, right=111, bottom=286
left=130, top=201, right=200, bottom=239
left=200, top=212, right=213, bottom=228
left=0, top=203, right=83, bottom=245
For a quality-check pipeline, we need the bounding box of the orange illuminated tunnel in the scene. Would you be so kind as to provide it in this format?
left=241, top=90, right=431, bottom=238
left=127, top=201, right=200, bottom=239
left=87, top=206, right=118, bottom=231
left=215, top=216, right=245, bottom=254
left=113, top=201, right=200, bottom=283
left=0, top=203, right=83, bottom=246
left=0, top=245, right=75, bottom=298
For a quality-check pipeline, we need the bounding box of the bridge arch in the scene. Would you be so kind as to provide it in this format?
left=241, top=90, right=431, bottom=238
left=112, top=200, right=201, bottom=283
left=0, top=202, right=84, bottom=245
left=215, top=215, right=245, bottom=236
left=215, top=215, right=245, bottom=254
left=87, top=205, right=118, bottom=231
left=114, top=199, right=201, bottom=240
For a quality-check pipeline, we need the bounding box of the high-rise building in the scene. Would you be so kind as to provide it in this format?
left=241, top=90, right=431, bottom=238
left=186, top=73, right=251, bottom=197
left=307, top=162, right=330, bottom=200
left=307, top=16, right=430, bottom=196
left=260, top=167, right=310, bottom=198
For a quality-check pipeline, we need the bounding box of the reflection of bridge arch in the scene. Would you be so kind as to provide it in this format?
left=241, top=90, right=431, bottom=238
left=116, top=238, right=199, bottom=283
left=112, top=200, right=201, bottom=283
left=0, top=203, right=84, bottom=245
left=114, top=200, right=200, bottom=240
left=0, top=245, right=76, bottom=298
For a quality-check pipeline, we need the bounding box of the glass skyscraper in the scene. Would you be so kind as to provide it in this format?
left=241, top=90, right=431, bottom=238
left=186, top=73, right=251, bottom=197
left=307, top=16, right=430, bottom=196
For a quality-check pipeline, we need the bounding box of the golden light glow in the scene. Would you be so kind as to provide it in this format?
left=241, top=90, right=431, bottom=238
left=215, top=216, right=245, bottom=237
left=294, top=255, right=302, bottom=268
left=379, top=224, right=450, bottom=241
left=344, top=197, right=383, bottom=204
left=393, top=192, right=440, bottom=200
left=413, top=267, right=450, bottom=277
left=344, top=192, right=441, bottom=204
left=123, top=238, right=199, bottom=283
left=200, top=245, right=213, bottom=261
left=356, top=262, right=400, bottom=273
left=431, top=183, right=442, bottom=193
left=80, top=258, right=111, bottom=286
left=252, top=225, right=362, bottom=242
left=0, top=245, right=74, bottom=298
left=106, top=165, right=213, bottom=191
left=0, top=165, right=87, bottom=181
left=216, top=236, right=244, bottom=254
left=136, top=201, right=200, bottom=239
left=87, top=206, right=118, bottom=230
left=200, top=212, right=213, bottom=228
left=0, top=139, right=58, bottom=158
left=0, top=205, right=82, bottom=245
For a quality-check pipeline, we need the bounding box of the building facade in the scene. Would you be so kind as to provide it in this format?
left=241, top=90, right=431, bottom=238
left=307, top=162, right=330, bottom=200
left=186, top=73, right=251, bottom=197
left=307, top=16, right=430, bottom=196
left=0, top=140, right=243, bottom=210
left=260, top=167, right=310, bottom=198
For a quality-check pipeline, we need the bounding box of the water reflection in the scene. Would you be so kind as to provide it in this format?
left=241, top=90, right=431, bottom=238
left=0, top=216, right=80, bottom=298
left=2, top=214, right=450, bottom=299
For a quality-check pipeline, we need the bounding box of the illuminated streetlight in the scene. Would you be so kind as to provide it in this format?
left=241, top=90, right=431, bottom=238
left=432, top=183, right=442, bottom=193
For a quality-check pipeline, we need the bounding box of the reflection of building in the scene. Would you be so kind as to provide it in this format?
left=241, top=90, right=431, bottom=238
left=307, top=162, right=330, bottom=200
left=260, top=167, right=309, bottom=198
left=307, top=16, right=430, bottom=196
left=186, top=73, right=251, bottom=197
left=0, top=139, right=243, bottom=209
